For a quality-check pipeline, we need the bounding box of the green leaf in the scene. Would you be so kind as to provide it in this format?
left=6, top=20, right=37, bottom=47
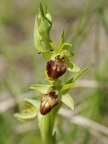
left=66, top=67, right=88, bottom=84
left=65, top=59, right=80, bottom=72
left=61, top=93, right=74, bottom=110
left=14, top=112, right=37, bottom=122
left=97, top=0, right=108, bottom=35
left=60, top=83, right=76, bottom=92
left=30, top=84, right=51, bottom=94
left=72, top=0, right=91, bottom=48
left=60, top=43, right=72, bottom=51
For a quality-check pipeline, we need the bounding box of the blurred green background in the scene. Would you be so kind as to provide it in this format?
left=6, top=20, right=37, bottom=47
left=0, top=0, right=108, bottom=144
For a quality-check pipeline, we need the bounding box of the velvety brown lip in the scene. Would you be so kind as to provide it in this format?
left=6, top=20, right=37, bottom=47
left=46, top=56, right=66, bottom=79
left=40, top=92, right=60, bottom=115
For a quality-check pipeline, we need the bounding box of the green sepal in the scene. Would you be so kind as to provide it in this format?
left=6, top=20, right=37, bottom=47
left=14, top=99, right=39, bottom=122
left=30, top=84, right=51, bottom=94
left=60, top=83, right=76, bottom=92
left=60, top=43, right=72, bottom=51
left=61, top=93, right=74, bottom=110
left=14, top=112, right=37, bottom=122
left=65, top=59, right=80, bottom=72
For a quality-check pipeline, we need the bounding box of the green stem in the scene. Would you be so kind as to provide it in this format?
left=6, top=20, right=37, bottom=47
left=38, top=104, right=61, bottom=144
left=38, top=110, right=56, bottom=144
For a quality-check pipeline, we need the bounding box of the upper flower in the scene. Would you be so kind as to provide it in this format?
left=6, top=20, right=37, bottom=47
left=46, top=55, right=67, bottom=79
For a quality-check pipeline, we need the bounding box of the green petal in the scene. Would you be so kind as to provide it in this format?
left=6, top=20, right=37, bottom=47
left=24, top=98, right=39, bottom=110
left=30, top=84, right=51, bottom=94
left=65, top=59, right=80, bottom=72
left=14, top=112, right=37, bottom=122
left=61, top=93, right=74, bottom=110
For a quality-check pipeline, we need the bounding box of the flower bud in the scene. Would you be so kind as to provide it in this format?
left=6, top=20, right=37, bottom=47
left=40, top=91, right=59, bottom=115
left=34, top=4, right=52, bottom=53
left=37, top=4, right=52, bottom=40
left=46, top=55, right=66, bottom=79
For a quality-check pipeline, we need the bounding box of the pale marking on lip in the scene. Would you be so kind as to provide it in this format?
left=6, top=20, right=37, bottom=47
left=45, top=97, right=51, bottom=108
left=52, top=65, right=56, bottom=70
left=57, top=66, right=60, bottom=71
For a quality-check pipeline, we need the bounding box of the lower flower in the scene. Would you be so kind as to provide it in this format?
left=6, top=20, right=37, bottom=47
left=40, top=91, right=60, bottom=115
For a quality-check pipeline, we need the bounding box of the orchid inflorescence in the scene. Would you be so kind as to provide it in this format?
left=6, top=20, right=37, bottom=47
left=14, top=3, right=88, bottom=119
left=14, top=3, right=88, bottom=144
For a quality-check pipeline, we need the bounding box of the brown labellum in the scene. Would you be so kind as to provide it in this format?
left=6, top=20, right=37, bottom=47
left=46, top=55, right=66, bottom=79
left=40, top=92, right=59, bottom=115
